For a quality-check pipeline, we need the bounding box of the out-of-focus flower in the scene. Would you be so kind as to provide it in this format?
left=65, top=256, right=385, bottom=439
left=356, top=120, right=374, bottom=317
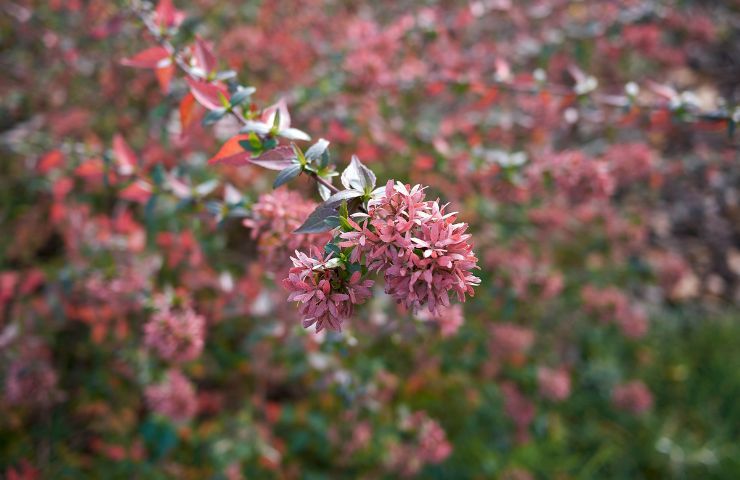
left=501, top=382, right=535, bottom=444
left=144, top=306, right=206, bottom=362
left=537, top=366, right=571, bottom=402
left=612, top=380, right=653, bottom=414
left=244, top=190, right=330, bottom=270
left=283, top=250, right=373, bottom=332
left=491, top=323, right=535, bottom=363
left=418, top=304, right=465, bottom=337
left=145, top=370, right=198, bottom=422
left=5, top=351, right=60, bottom=408
left=388, top=411, right=452, bottom=477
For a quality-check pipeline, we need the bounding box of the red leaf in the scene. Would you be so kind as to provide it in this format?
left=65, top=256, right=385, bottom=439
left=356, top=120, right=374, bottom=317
left=155, top=63, right=175, bottom=93
left=155, top=0, right=185, bottom=28
left=120, top=46, right=170, bottom=69
left=37, top=150, right=64, bottom=174
left=179, top=92, right=198, bottom=131
left=74, top=158, right=104, bottom=178
left=208, top=134, right=251, bottom=166
left=119, top=180, right=152, bottom=203
left=112, top=134, right=137, bottom=175
left=194, top=35, right=217, bottom=75
left=185, top=77, right=228, bottom=111
left=250, top=146, right=297, bottom=171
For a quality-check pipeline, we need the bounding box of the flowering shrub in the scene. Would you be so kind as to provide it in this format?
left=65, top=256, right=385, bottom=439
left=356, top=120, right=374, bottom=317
left=1, top=0, right=739, bottom=478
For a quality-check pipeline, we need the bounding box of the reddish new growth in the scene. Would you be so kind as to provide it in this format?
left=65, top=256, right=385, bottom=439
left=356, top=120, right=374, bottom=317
left=282, top=250, right=373, bottom=332
left=341, top=180, right=480, bottom=315
left=143, top=305, right=206, bottom=363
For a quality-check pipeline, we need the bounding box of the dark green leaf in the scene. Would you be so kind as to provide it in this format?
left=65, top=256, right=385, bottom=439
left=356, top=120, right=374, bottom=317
left=203, top=108, right=227, bottom=126
left=273, top=164, right=302, bottom=189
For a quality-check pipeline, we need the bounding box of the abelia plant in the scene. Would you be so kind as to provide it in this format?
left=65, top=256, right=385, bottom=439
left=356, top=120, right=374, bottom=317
left=122, top=2, right=481, bottom=333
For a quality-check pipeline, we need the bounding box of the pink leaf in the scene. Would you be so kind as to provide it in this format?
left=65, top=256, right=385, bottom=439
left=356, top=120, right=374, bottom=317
left=120, top=47, right=171, bottom=69
left=120, top=180, right=152, bottom=203
left=37, top=150, right=64, bottom=174
left=261, top=98, right=290, bottom=130
left=249, top=146, right=297, bottom=170
left=185, top=78, right=228, bottom=111
left=194, top=35, right=217, bottom=75
left=112, top=134, right=137, bottom=176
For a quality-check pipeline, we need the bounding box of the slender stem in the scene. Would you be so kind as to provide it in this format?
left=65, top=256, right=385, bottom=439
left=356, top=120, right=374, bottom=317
left=130, top=4, right=342, bottom=194
left=307, top=171, right=340, bottom=194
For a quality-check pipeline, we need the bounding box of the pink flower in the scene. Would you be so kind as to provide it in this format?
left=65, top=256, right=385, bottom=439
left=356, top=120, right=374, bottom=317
left=5, top=356, right=59, bottom=408
left=389, top=411, right=452, bottom=476
left=490, top=323, right=535, bottom=361
left=537, top=367, right=571, bottom=402
left=418, top=304, right=465, bottom=337
left=501, top=382, right=535, bottom=444
left=145, top=370, right=198, bottom=422
left=612, top=380, right=653, bottom=414
left=341, top=180, right=479, bottom=315
left=244, top=190, right=330, bottom=271
left=144, top=306, right=206, bottom=362
left=283, top=249, right=373, bottom=332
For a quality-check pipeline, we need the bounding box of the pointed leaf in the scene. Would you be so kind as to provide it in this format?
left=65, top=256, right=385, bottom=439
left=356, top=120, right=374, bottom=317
left=273, top=164, right=302, bottom=189
left=121, top=47, right=170, bottom=68
left=279, top=127, right=311, bottom=141
left=295, top=201, right=342, bottom=234
left=324, top=189, right=363, bottom=206
left=120, top=180, right=152, bottom=203
left=341, top=155, right=376, bottom=191
left=194, top=35, right=217, bottom=74
left=155, top=63, right=175, bottom=93
left=208, top=134, right=251, bottom=166
left=305, top=138, right=330, bottom=162
left=230, top=86, right=256, bottom=106
left=249, top=146, right=297, bottom=171
left=112, top=134, right=137, bottom=175
left=261, top=98, right=290, bottom=130
left=185, top=78, right=228, bottom=111
left=179, top=92, right=198, bottom=131
left=202, top=108, right=227, bottom=126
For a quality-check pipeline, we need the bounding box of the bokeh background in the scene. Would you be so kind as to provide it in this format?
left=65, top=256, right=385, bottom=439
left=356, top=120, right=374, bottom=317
left=1, top=0, right=739, bottom=478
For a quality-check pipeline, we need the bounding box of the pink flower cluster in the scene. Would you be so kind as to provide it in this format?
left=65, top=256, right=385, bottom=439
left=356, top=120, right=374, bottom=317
left=244, top=190, right=330, bottom=270
left=417, top=304, right=465, bottom=337
left=282, top=250, right=373, bottom=332
left=144, top=305, right=206, bottom=362
left=341, top=180, right=480, bottom=314
left=530, top=151, right=615, bottom=203
left=537, top=366, right=572, bottom=402
left=388, top=411, right=452, bottom=477
left=612, top=380, right=653, bottom=415
left=4, top=357, right=59, bottom=408
left=501, top=381, right=536, bottom=444
left=145, top=369, right=198, bottom=422
left=581, top=285, right=648, bottom=338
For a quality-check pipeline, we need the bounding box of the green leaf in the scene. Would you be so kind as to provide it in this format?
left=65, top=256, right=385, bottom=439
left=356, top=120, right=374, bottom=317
left=295, top=201, right=341, bottom=233
left=203, top=108, right=227, bottom=126
left=273, top=164, right=302, bottom=189
left=305, top=138, right=330, bottom=163
left=230, top=86, right=256, bottom=106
